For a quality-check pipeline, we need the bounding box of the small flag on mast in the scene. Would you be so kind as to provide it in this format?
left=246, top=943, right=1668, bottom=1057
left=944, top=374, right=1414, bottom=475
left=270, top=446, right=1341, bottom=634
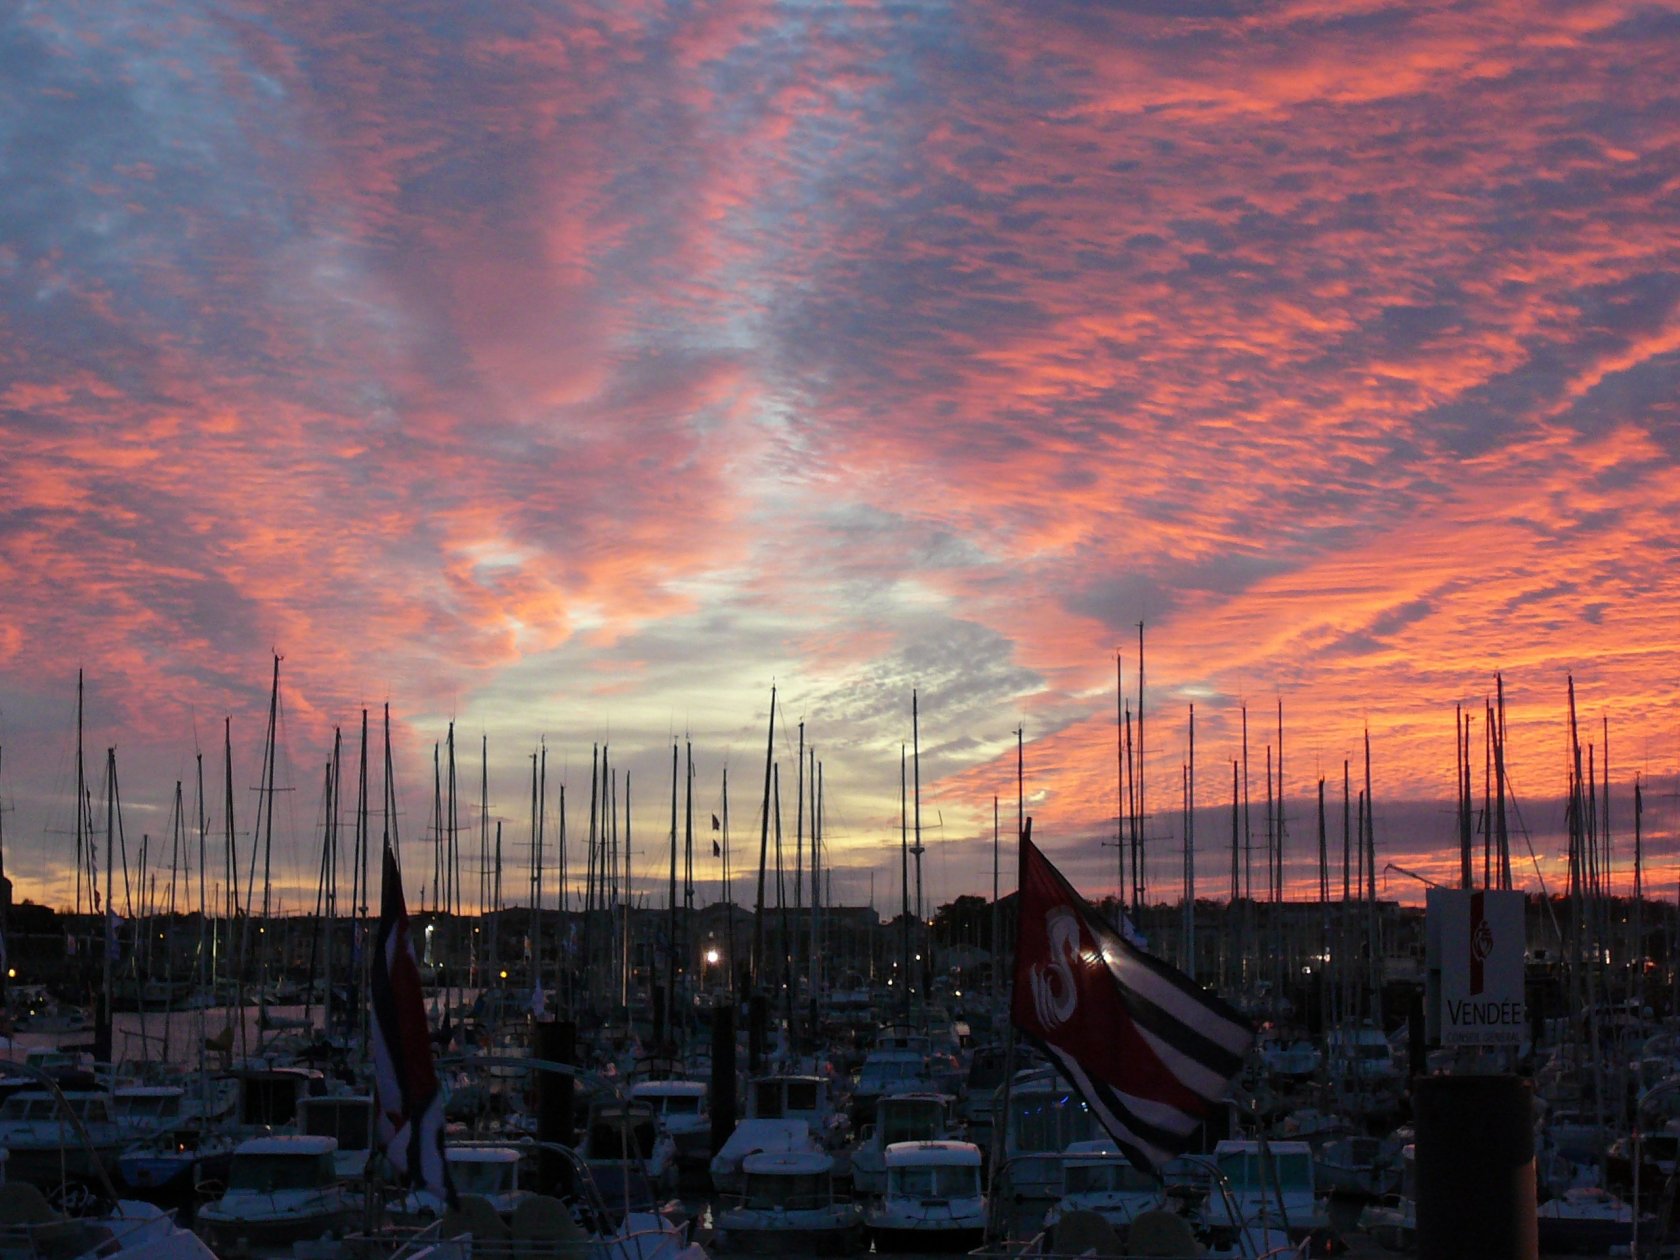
left=371, top=842, right=456, bottom=1208
left=1011, top=828, right=1252, bottom=1174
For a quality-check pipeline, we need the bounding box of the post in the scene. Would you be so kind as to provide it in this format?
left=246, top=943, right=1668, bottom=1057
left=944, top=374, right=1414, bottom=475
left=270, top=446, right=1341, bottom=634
left=1414, top=1075, right=1537, bottom=1260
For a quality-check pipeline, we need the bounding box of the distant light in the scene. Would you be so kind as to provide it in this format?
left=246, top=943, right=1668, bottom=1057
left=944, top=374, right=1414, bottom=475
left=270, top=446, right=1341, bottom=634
left=5, top=969, right=13, bottom=980
left=499, top=970, right=508, bottom=980
left=706, top=949, right=720, bottom=966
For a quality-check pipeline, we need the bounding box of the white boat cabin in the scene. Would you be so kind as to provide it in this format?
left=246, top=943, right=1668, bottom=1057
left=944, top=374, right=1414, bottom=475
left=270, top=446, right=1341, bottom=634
left=883, top=1140, right=982, bottom=1201
left=740, top=1150, right=836, bottom=1210
left=225, top=1135, right=340, bottom=1193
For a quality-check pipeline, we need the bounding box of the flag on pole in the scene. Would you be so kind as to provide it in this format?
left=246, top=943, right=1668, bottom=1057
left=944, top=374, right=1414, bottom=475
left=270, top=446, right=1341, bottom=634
left=371, top=842, right=456, bottom=1208
left=1011, top=829, right=1252, bottom=1175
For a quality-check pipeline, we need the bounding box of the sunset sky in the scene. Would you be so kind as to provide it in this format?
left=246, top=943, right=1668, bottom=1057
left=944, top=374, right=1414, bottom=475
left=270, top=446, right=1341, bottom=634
left=2, top=1, right=1678, bottom=921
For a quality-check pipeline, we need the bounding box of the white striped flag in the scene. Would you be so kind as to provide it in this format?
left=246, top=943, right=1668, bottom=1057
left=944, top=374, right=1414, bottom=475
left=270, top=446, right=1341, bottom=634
left=371, top=841, right=456, bottom=1207
left=1011, top=829, right=1252, bottom=1175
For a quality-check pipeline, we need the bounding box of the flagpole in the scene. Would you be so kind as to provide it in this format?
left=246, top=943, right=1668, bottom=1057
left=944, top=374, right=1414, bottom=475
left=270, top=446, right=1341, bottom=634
left=984, top=816, right=1029, bottom=1245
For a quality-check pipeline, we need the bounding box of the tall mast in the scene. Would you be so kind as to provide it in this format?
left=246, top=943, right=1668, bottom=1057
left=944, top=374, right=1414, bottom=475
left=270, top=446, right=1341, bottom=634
left=582, top=745, right=597, bottom=998
left=324, top=728, right=341, bottom=1038
left=75, top=672, right=85, bottom=920
left=1117, top=651, right=1125, bottom=907
left=900, top=746, right=910, bottom=1027
left=357, top=710, right=371, bottom=1050
left=723, top=769, right=734, bottom=1000
left=620, top=775, right=629, bottom=1014
left=794, top=723, right=805, bottom=991
left=1457, top=704, right=1469, bottom=889
left=912, top=690, right=924, bottom=1023
left=752, top=686, right=775, bottom=988
left=259, top=654, right=280, bottom=928
left=1184, top=703, right=1195, bottom=975
left=98, top=747, right=117, bottom=1065
left=1363, top=727, right=1379, bottom=1025
left=1495, top=674, right=1511, bottom=888
left=481, top=735, right=490, bottom=978
left=537, top=742, right=548, bottom=998
left=684, top=740, right=695, bottom=995
left=1136, top=622, right=1146, bottom=909
left=668, top=742, right=679, bottom=1039
left=1275, top=700, right=1285, bottom=906
left=807, top=749, right=820, bottom=1010
left=992, top=796, right=1001, bottom=1002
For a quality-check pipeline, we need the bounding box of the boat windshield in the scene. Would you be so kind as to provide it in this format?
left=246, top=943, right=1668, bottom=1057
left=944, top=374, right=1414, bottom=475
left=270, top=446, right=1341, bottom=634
left=888, top=1165, right=980, bottom=1199
left=1009, top=1091, right=1093, bottom=1154
left=744, top=1171, right=828, bottom=1210
left=1066, top=1161, right=1156, bottom=1195
left=662, top=1096, right=701, bottom=1116
left=228, top=1153, right=333, bottom=1193
left=786, top=1081, right=821, bottom=1113
left=1216, top=1149, right=1313, bottom=1193
left=70, top=1097, right=112, bottom=1123
left=880, top=1102, right=942, bottom=1144
left=118, top=1095, right=178, bottom=1121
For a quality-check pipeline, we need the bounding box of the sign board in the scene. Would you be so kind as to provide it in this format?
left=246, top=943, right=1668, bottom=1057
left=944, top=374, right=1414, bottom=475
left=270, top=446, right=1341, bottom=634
left=1425, top=888, right=1526, bottom=1046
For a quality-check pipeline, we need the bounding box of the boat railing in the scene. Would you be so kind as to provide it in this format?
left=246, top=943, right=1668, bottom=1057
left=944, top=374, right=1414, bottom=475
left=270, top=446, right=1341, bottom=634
left=0, top=1201, right=190, bottom=1260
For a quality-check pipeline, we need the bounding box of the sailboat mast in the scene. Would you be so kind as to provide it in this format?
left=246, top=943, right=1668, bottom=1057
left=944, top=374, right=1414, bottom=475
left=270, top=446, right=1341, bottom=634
left=900, top=746, right=910, bottom=1027
left=98, top=748, right=116, bottom=1064
left=751, top=686, right=775, bottom=988
left=912, top=690, right=924, bottom=1023
left=668, top=742, right=679, bottom=1039
left=1184, top=704, right=1195, bottom=975
left=259, top=655, right=280, bottom=927
left=794, top=723, right=805, bottom=990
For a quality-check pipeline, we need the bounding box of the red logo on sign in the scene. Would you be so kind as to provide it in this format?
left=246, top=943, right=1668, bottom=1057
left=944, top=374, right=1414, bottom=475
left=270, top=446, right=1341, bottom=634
left=1469, top=891, right=1491, bottom=996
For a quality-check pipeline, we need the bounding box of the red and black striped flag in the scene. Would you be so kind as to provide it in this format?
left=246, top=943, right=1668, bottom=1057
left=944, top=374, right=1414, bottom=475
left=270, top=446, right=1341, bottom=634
left=371, top=841, right=456, bottom=1208
left=1011, top=831, right=1251, bottom=1174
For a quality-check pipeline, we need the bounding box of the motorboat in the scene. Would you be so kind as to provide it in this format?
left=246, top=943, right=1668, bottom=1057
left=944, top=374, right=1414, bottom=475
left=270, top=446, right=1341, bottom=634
left=0, top=1090, right=128, bottom=1189
left=1199, top=1139, right=1328, bottom=1247
left=848, top=1093, right=956, bottom=1197
left=709, top=1120, right=820, bottom=1197
left=389, top=1145, right=530, bottom=1227
left=992, top=1067, right=1096, bottom=1237
left=194, top=1135, right=355, bottom=1251
left=713, top=1150, right=863, bottom=1254
left=865, top=1140, right=984, bottom=1252
left=117, top=1122, right=240, bottom=1198
left=1536, top=1185, right=1637, bottom=1255
left=628, top=1079, right=711, bottom=1168
left=1043, top=1139, right=1166, bottom=1232
left=743, top=1075, right=848, bottom=1150
left=849, top=1050, right=933, bottom=1129
left=580, top=1100, right=678, bottom=1194
left=0, top=1183, right=220, bottom=1260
